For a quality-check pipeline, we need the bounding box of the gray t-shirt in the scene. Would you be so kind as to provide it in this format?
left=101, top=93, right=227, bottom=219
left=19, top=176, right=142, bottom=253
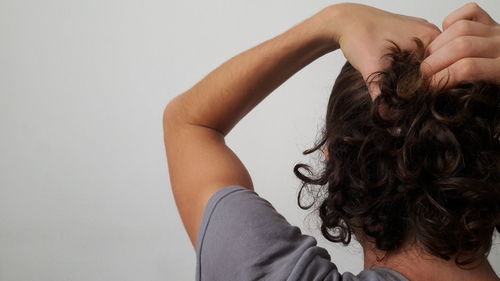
left=195, top=185, right=410, bottom=281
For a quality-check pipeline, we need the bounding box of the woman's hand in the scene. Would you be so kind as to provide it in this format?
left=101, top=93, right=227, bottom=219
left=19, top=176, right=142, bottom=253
left=320, top=3, right=441, bottom=98
left=420, top=2, right=500, bottom=88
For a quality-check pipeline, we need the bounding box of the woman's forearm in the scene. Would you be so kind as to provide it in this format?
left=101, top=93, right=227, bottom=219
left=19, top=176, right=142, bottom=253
left=164, top=7, right=340, bottom=136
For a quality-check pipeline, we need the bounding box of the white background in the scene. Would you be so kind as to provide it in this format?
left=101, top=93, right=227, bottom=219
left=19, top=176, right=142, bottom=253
left=1, top=0, right=499, bottom=280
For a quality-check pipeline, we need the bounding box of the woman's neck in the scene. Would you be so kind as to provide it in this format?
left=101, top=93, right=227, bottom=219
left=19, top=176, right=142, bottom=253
left=362, top=242, right=499, bottom=281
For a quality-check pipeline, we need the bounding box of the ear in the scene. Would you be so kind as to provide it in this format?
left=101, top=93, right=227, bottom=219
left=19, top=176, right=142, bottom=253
left=323, top=147, right=330, bottom=160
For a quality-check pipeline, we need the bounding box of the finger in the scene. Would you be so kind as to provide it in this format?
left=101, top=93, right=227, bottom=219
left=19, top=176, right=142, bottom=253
left=426, top=20, right=493, bottom=55
left=429, top=57, right=500, bottom=89
left=420, top=36, right=500, bottom=77
left=442, top=2, right=497, bottom=30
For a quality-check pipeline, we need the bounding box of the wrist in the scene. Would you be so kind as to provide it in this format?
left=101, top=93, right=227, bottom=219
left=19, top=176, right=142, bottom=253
left=282, top=6, right=343, bottom=55
left=312, top=4, right=349, bottom=51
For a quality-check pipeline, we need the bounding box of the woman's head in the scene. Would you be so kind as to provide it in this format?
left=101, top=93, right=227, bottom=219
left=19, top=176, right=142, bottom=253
left=294, top=38, right=500, bottom=268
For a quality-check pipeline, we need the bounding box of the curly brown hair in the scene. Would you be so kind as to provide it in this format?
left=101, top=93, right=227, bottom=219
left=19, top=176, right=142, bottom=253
left=294, top=38, right=500, bottom=268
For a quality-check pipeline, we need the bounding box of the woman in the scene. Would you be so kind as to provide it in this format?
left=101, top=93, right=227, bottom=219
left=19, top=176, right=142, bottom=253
left=163, top=2, right=500, bottom=280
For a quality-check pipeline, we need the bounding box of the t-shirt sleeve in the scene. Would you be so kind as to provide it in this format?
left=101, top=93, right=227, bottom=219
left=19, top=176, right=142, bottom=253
left=195, top=185, right=343, bottom=281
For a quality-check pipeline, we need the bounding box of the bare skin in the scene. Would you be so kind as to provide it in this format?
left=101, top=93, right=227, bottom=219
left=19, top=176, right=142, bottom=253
left=357, top=235, right=499, bottom=281
left=164, top=2, right=499, bottom=280
left=421, top=2, right=500, bottom=88
left=164, top=2, right=441, bottom=248
left=362, top=4, right=500, bottom=279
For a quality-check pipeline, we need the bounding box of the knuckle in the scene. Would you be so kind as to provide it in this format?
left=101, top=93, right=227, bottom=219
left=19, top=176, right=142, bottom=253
left=466, top=2, right=481, bottom=12
left=453, top=36, right=473, bottom=54
left=414, top=16, right=427, bottom=23
left=443, top=16, right=454, bottom=28
left=418, top=18, right=431, bottom=25
left=457, top=58, right=477, bottom=77
left=455, top=20, right=473, bottom=35
left=426, top=23, right=441, bottom=35
left=494, top=25, right=500, bottom=35
left=418, top=33, right=432, bottom=46
left=418, top=26, right=441, bottom=45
